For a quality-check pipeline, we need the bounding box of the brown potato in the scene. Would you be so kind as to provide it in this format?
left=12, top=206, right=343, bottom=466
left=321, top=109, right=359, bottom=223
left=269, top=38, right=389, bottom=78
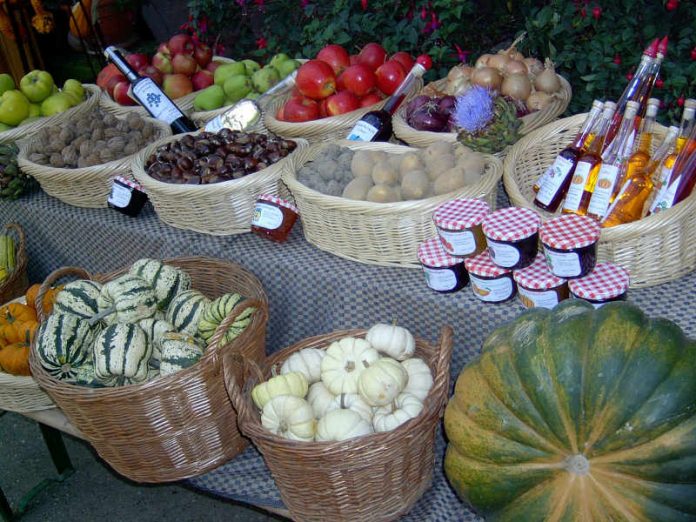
left=351, top=150, right=374, bottom=178
left=366, top=184, right=400, bottom=203
left=433, top=167, right=467, bottom=195
left=400, top=170, right=430, bottom=200
left=424, top=153, right=456, bottom=180
left=342, top=176, right=374, bottom=200
left=459, top=152, right=486, bottom=179
left=372, top=160, right=399, bottom=185
left=399, top=152, right=423, bottom=176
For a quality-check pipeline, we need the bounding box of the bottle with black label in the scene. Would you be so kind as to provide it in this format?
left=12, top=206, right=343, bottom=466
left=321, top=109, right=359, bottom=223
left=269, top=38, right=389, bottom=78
left=104, top=46, right=197, bottom=134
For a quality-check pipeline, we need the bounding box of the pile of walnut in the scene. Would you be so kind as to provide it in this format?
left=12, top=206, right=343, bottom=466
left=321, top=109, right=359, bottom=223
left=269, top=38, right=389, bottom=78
left=27, top=109, right=157, bottom=169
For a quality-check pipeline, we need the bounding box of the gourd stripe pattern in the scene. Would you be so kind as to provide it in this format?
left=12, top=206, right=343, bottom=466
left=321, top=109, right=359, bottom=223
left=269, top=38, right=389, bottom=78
left=168, top=291, right=207, bottom=332
left=55, top=284, right=100, bottom=317
left=160, top=271, right=183, bottom=310
left=37, top=315, right=91, bottom=379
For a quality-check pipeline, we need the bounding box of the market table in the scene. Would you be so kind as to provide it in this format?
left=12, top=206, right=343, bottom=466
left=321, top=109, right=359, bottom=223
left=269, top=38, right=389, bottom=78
left=2, top=189, right=695, bottom=521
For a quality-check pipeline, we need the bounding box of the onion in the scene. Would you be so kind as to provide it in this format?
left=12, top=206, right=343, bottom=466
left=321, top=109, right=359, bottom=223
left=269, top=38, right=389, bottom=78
left=471, top=67, right=503, bottom=91
left=406, top=95, right=432, bottom=117
left=526, top=91, right=553, bottom=111
left=447, top=64, right=473, bottom=82
left=438, top=95, right=457, bottom=114
left=508, top=50, right=525, bottom=61
left=475, top=54, right=493, bottom=68
left=501, top=73, right=532, bottom=101
left=523, top=57, right=544, bottom=77
left=488, top=53, right=511, bottom=72
left=534, top=59, right=561, bottom=94
left=503, top=60, right=528, bottom=76
left=408, top=106, right=449, bottom=132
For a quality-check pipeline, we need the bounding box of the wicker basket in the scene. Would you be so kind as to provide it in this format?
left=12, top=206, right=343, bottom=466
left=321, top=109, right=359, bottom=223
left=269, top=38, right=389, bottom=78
left=131, top=131, right=308, bottom=235
left=392, top=76, right=572, bottom=153
left=0, top=84, right=102, bottom=145
left=16, top=106, right=171, bottom=209
left=224, top=325, right=453, bottom=522
left=281, top=140, right=503, bottom=267
left=503, top=114, right=695, bottom=288
left=28, top=257, right=269, bottom=483
left=0, top=223, right=28, bottom=304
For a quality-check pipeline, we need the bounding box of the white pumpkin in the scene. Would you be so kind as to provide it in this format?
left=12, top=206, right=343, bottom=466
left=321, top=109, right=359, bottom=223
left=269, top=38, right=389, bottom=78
left=357, top=357, right=408, bottom=406
left=365, top=323, right=415, bottom=361
left=252, top=371, right=309, bottom=410
left=320, top=337, right=379, bottom=395
left=261, top=395, right=316, bottom=441
left=307, top=381, right=336, bottom=419
left=373, top=392, right=424, bottom=432
left=325, top=393, right=373, bottom=423
left=315, top=409, right=373, bottom=442
left=280, top=348, right=325, bottom=384
left=401, top=357, right=433, bottom=401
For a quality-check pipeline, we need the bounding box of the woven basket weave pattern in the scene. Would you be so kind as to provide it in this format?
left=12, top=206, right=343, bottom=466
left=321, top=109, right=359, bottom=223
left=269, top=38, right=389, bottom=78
left=224, top=326, right=453, bottom=522
left=0, top=223, right=28, bottom=305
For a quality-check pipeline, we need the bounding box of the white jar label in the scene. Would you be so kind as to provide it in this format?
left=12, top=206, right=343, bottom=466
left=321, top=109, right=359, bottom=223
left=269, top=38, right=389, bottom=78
left=487, top=240, right=520, bottom=268
left=543, top=247, right=582, bottom=277
left=535, top=155, right=575, bottom=206
left=470, top=275, right=513, bottom=302
left=437, top=228, right=476, bottom=256
left=252, top=202, right=283, bottom=230
left=423, top=266, right=457, bottom=292
left=132, top=78, right=183, bottom=125
left=518, top=286, right=559, bottom=309
left=587, top=164, right=620, bottom=218
left=563, top=161, right=592, bottom=212
left=346, top=120, right=379, bottom=141
left=107, top=183, right=132, bottom=208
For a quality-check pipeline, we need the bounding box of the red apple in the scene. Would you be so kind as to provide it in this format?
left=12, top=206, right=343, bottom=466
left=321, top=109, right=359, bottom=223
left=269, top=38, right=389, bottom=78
left=168, top=33, right=194, bottom=56
left=316, top=44, right=350, bottom=75
left=193, top=43, right=213, bottom=67
left=357, top=42, right=388, bottom=71
left=326, top=90, right=360, bottom=116
left=138, top=65, right=163, bottom=86
left=289, top=86, right=303, bottom=99
left=113, top=80, right=136, bottom=106
left=318, top=98, right=329, bottom=118
left=390, top=51, right=415, bottom=72
left=375, top=60, right=406, bottom=95
left=157, top=42, right=171, bottom=57
left=359, top=92, right=383, bottom=107
left=172, top=53, right=198, bottom=76
left=296, top=59, right=336, bottom=100
left=152, top=52, right=173, bottom=74
left=282, top=97, right=320, bottom=122
left=191, top=70, right=214, bottom=90
left=349, top=55, right=359, bottom=66
left=105, top=73, right=126, bottom=98
left=205, top=61, right=223, bottom=73
left=339, top=64, right=377, bottom=97
left=276, top=105, right=285, bottom=120
left=162, top=73, right=194, bottom=99
left=96, top=63, right=120, bottom=91
left=126, top=53, right=149, bottom=71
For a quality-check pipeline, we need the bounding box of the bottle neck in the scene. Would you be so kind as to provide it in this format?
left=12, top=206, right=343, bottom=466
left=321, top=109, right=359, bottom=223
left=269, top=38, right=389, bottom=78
left=104, top=46, right=139, bottom=83
left=676, top=115, right=695, bottom=153
left=604, top=112, right=637, bottom=164
left=572, top=107, right=603, bottom=149
left=635, top=113, right=657, bottom=153
left=644, top=131, right=678, bottom=179
left=382, top=63, right=426, bottom=115
left=586, top=113, right=615, bottom=156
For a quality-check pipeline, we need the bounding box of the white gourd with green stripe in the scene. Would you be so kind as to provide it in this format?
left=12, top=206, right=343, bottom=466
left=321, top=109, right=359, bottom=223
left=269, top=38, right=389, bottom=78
left=72, top=364, right=118, bottom=387
left=138, top=317, right=176, bottom=362
left=93, top=323, right=152, bottom=385
left=158, top=332, right=204, bottom=376
left=53, top=280, right=102, bottom=319
left=166, top=289, right=210, bottom=336
left=129, top=258, right=192, bottom=310
left=35, top=313, right=97, bottom=381
left=96, top=274, right=158, bottom=325
left=198, top=292, right=255, bottom=343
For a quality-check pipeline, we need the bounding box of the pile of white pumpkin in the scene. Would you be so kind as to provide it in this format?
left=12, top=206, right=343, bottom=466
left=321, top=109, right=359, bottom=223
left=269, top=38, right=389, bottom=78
left=251, top=323, right=434, bottom=442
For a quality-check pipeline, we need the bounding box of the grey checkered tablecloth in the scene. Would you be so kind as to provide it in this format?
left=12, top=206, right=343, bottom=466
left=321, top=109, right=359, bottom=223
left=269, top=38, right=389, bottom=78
left=3, top=190, right=695, bottom=521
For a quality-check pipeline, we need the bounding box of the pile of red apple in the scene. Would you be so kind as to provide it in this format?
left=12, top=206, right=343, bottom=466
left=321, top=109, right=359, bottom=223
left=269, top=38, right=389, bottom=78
left=276, top=42, right=421, bottom=122
left=96, top=33, right=225, bottom=105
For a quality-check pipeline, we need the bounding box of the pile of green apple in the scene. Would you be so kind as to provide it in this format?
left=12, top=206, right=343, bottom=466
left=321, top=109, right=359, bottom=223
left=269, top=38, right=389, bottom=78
left=0, top=71, right=86, bottom=131
left=193, top=53, right=300, bottom=112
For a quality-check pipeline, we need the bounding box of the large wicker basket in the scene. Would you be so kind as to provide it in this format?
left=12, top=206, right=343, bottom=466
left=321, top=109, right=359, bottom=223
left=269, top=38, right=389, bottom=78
left=28, top=257, right=269, bottom=483
left=16, top=105, right=171, bottom=208
left=0, top=223, right=28, bottom=305
left=281, top=140, right=503, bottom=267
left=503, top=114, right=695, bottom=288
left=224, top=325, right=453, bottom=522
left=131, top=131, right=307, bottom=235
left=392, top=76, right=572, bottom=152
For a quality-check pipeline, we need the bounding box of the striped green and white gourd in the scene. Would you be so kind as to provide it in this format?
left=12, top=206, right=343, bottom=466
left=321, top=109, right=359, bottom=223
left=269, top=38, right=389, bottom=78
left=198, top=293, right=255, bottom=344
left=53, top=280, right=102, bottom=320
left=129, top=258, right=192, bottom=311
left=138, top=317, right=176, bottom=363
left=35, top=313, right=96, bottom=381
left=166, top=289, right=210, bottom=336
left=72, top=364, right=118, bottom=388
left=93, top=323, right=152, bottom=386
left=158, top=332, right=204, bottom=377
left=96, top=274, right=158, bottom=325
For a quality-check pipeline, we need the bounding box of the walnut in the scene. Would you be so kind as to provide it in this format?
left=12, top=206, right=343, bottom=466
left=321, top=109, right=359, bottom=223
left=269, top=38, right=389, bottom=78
left=140, top=123, right=154, bottom=139
left=48, top=138, right=65, bottom=153
left=91, top=127, right=105, bottom=141
left=123, top=142, right=141, bottom=156
left=61, top=145, right=79, bottom=167
left=99, top=148, right=115, bottom=163
left=107, top=136, right=126, bottom=151
left=127, top=130, right=142, bottom=144
left=103, top=127, right=121, bottom=139
left=37, top=127, right=51, bottom=142
left=72, top=135, right=87, bottom=149
left=94, top=140, right=107, bottom=151
left=127, top=112, right=144, bottom=130
left=77, top=157, right=89, bottom=168
left=57, top=127, right=73, bottom=143
left=116, top=119, right=130, bottom=133
left=49, top=153, right=65, bottom=168
left=29, top=152, right=47, bottom=164
left=103, top=113, right=118, bottom=127
left=85, top=153, right=102, bottom=167
left=79, top=141, right=92, bottom=158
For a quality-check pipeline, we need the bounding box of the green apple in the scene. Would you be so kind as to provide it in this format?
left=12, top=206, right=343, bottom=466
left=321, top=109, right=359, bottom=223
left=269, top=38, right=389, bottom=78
left=223, top=74, right=252, bottom=103
left=28, top=103, right=41, bottom=118
left=245, top=91, right=261, bottom=100
left=276, top=58, right=300, bottom=79
left=251, top=66, right=280, bottom=94
left=214, top=62, right=247, bottom=86
left=0, top=74, right=15, bottom=96
left=193, top=85, right=226, bottom=111
left=269, top=53, right=291, bottom=71
left=0, top=90, right=30, bottom=126
left=62, top=79, right=85, bottom=102
left=20, top=70, right=55, bottom=103
left=61, top=91, right=81, bottom=106
left=241, top=59, right=260, bottom=76
left=40, top=92, right=74, bottom=116
left=0, top=122, right=13, bottom=131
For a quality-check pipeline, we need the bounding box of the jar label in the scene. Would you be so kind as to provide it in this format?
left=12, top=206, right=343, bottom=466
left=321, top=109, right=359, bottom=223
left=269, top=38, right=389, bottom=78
left=107, top=182, right=132, bottom=208
left=544, top=247, right=581, bottom=277
left=470, top=274, right=513, bottom=302
left=132, top=79, right=183, bottom=125
left=346, top=120, right=379, bottom=142
left=563, top=161, right=592, bottom=212
left=437, top=228, right=477, bottom=256
left=423, top=266, right=457, bottom=292
left=587, top=164, right=620, bottom=219
left=535, top=155, right=575, bottom=206
left=487, top=240, right=520, bottom=268
left=518, top=286, right=559, bottom=309
left=252, top=201, right=284, bottom=230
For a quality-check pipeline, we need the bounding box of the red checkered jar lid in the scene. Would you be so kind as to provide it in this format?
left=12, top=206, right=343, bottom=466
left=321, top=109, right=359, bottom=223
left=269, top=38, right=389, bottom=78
left=418, top=238, right=462, bottom=268
left=568, top=263, right=630, bottom=300
left=513, top=253, right=566, bottom=290
left=257, top=193, right=298, bottom=214
left=482, top=207, right=541, bottom=242
left=464, top=251, right=510, bottom=277
left=115, top=176, right=144, bottom=191
left=432, top=198, right=490, bottom=231
left=540, top=214, right=600, bottom=250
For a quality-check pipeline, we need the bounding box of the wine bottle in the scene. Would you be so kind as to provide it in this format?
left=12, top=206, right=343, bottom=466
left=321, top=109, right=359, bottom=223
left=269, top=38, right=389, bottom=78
left=104, top=46, right=197, bottom=134
left=623, top=98, right=660, bottom=183
left=669, top=127, right=696, bottom=207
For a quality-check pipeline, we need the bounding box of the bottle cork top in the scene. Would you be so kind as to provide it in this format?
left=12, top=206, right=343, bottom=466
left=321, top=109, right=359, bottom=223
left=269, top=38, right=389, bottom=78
left=625, top=101, right=640, bottom=117
left=591, top=100, right=604, bottom=110
left=643, top=38, right=659, bottom=58
left=602, top=101, right=617, bottom=116
left=646, top=99, right=660, bottom=117
left=657, top=36, right=669, bottom=57
left=684, top=99, right=696, bottom=110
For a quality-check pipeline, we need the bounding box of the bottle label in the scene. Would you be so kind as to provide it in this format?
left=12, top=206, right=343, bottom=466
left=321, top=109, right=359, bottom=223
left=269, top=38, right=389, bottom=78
left=518, top=286, right=560, bottom=309
left=657, top=165, right=673, bottom=187
left=346, top=120, right=379, bottom=141
left=423, top=266, right=457, bottom=292
left=470, top=275, right=513, bottom=302
left=437, top=228, right=476, bottom=256
left=132, top=78, right=184, bottom=125
left=650, top=175, right=680, bottom=214
left=536, top=155, right=575, bottom=206
left=604, top=178, right=631, bottom=221
left=563, top=161, right=592, bottom=211
left=251, top=202, right=283, bottom=230
left=587, top=164, right=620, bottom=218
left=107, top=182, right=132, bottom=208
left=487, top=240, right=520, bottom=268
left=543, top=248, right=581, bottom=278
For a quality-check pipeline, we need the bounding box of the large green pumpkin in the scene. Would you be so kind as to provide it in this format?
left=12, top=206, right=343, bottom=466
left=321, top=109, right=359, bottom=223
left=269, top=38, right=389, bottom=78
left=444, top=300, right=696, bottom=521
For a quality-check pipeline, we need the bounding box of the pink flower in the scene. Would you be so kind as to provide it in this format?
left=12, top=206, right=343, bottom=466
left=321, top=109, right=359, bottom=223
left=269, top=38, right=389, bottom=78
left=300, top=0, right=309, bottom=7
left=420, top=6, right=427, bottom=19
left=254, top=0, right=264, bottom=5
left=454, top=44, right=471, bottom=63
left=361, top=0, right=368, bottom=10
left=256, top=37, right=267, bottom=49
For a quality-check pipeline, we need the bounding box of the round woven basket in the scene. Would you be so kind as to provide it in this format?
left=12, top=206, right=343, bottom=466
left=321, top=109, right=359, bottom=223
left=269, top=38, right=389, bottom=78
left=0, top=84, right=101, bottom=145
left=0, top=223, right=28, bottom=305
left=503, top=113, right=695, bottom=288
left=281, top=140, right=503, bottom=267
left=16, top=104, right=171, bottom=208
left=131, top=130, right=308, bottom=235
left=224, top=325, right=453, bottom=522
left=28, top=257, right=269, bottom=483
left=392, top=76, right=572, bottom=154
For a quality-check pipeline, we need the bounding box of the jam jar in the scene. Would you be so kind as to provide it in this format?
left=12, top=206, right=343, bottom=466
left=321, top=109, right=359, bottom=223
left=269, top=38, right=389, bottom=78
left=107, top=176, right=148, bottom=217
left=251, top=194, right=299, bottom=243
left=432, top=198, right=490, bottom=258
left=539, top=214, right=600, bottom=279
left=513, top=253, right=569, bottom=309
left=417, top=238, right=469, bottom=294
left=482, top=207, right=541, bottom=270
left=464, top=251, right=517, bottom=303
left=568, top=262, right=630, bottom=308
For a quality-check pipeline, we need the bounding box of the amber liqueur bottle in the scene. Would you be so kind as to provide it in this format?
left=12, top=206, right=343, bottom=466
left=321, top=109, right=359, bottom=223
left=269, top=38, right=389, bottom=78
left=622, top=98, right=660, bottom=188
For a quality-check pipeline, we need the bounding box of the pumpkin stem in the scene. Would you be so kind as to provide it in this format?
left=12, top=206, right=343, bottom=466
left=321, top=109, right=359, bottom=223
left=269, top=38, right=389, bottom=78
left=391, top=318, right=398, bottom=326
left=87, top=306, right=115, bottom=326
left=345, top=361, right=355, bottom=372
left=340, top=393, right=346, bottom=409
left=564, top=454, right=590, bottom=476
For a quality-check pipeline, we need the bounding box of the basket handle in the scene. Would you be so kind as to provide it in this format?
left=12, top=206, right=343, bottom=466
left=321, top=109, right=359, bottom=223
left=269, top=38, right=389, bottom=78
left=36, top=266, right=93, bottom=322
left=207, top=298, right=267, bottom=352
left=432, top=325, right=454, bottom=415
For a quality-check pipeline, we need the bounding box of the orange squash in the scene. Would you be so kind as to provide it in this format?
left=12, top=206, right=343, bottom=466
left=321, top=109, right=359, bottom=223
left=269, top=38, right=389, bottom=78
left=69, top=0, right=92, bottom=39
left=0, top=342, right=31, bottom=376
left=0, top=303, right=37, bottom=326
left=25, top=283, right=61, bottom=315
left=0, top=320, right=38, bottom=347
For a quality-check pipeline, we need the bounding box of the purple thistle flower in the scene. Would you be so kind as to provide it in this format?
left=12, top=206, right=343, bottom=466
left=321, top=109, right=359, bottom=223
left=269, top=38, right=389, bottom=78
left=454, top=86, right=495, bottom=133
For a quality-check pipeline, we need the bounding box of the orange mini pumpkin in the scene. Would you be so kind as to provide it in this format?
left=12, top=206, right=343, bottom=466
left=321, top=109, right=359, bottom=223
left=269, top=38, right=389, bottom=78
left=0, top=303, right=37, bottom=326
left=0, top=342, right=31, bottom=376
left=0, top=320, right=38, bottom=347
left=24, top=284, right=61, bottom=315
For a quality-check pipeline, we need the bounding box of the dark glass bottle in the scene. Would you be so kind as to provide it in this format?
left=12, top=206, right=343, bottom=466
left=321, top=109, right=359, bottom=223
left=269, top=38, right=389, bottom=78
left=104, top=46, right=197, bottom=134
